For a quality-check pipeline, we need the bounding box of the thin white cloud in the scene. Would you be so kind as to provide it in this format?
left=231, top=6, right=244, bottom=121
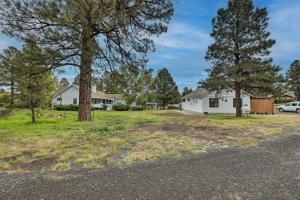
left=269, top=3, right=300, bottom=67
left=153, top=22, right=211, bottom=50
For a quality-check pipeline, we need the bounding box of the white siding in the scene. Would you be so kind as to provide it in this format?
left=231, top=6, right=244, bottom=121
left=52, top=86, right=79, bottom=106
left=202, top=91, right=250, bottom=114
left=52, top=86, right=126, bottom=111
left=182, top=90, right=251, bottom=114
left=182, top=98, right=203, bottom=113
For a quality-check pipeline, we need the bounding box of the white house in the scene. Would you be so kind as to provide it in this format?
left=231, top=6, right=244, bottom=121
left=52, top=85, right=126, bottom=110
left=181, top=89, right=251, bottom=114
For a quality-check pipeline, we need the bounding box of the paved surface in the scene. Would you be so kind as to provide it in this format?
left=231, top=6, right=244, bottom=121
left=1, top=134, right=300, bottom=200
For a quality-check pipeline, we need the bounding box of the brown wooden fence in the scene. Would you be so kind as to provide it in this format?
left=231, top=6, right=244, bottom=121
left=251, top=98, right=274, bottom=114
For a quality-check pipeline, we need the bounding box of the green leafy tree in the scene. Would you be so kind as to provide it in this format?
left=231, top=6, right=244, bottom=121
left=154, top=68, right=180, bottom=109
left=203, top=0, right=280, bottom=117
left=18, top=42, right=55, bottom=123
left=182, top=87, right=192, bottom=97
left=0, top=0, right=174, bottom=121
left=287, top=60, right=300, bottom=100
left=99, top=66, right=155, bottom=106
left=0, top=47, right=22, bottom=109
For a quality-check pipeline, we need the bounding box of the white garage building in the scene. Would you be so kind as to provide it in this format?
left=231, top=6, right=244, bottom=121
left=182, top=89, right=251, bottom=114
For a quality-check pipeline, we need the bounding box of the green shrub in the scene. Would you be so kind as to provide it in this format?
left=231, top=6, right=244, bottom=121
left=131, top=106, right=143, bottom=111
left=54, top=104, right=98, bottom=111
left=112, top=104, right=130, bottom=111
left=54, top=104, right=79, bottom=111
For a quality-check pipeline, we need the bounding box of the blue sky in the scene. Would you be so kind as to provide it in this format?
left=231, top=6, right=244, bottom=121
left=1, top=0, right=300, bottom=91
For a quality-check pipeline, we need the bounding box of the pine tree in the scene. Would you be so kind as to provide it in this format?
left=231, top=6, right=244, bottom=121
left=59, top=78, right=70, bottom=87
left=154, top=68, right=180, bottom=109
left=0, top=0, right=173, bottom=121
left=182, top=87, right=192, bottom=97
left=203, top=0, right=280, bottom=117
left=287, top=60, right=300, bottom=101
left=0, top=47, right=21, bottom=109
left=17, top=42, right=55, bottom=123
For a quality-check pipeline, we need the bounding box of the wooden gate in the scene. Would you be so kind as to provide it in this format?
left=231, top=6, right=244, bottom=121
left=251, top=98, right=274, bottom=114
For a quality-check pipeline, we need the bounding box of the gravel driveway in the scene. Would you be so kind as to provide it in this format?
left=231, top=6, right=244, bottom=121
left=1, top=133, right=300, bottom=200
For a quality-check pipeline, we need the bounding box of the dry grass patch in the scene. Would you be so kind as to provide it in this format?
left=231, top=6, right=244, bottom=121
left=1, top=110, right=299, bottom=172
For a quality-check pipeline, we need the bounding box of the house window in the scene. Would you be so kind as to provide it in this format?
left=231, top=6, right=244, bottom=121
left=209, top=98, right=219, bottom=108
left=73, top=98, right=77, bottom=105
left=183, top=99, right=186, bottom=102
left=57, top=98, right=62, bottom=101
left=233, top=98, right=243, bottom=107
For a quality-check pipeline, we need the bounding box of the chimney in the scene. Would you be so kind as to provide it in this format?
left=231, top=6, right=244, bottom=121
left=92, top=85, right=97, bottom=93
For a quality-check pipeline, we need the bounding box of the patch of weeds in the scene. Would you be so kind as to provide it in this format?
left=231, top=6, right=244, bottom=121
left=0, top=162, right=10, bottom=171
left=123, top=133, right=204, bottom=164
left=53, top=162, right=70, bottom=171
left=58, top=151, right=77, bottom=162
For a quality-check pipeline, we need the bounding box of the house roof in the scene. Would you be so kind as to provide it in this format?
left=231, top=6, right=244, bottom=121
left=283, top=91, right=296, bottom=97
left=52, top=84, right=124, bottom=100
left=52, top=85, right=78, bottom=98
left=182, top=89, right=209, bottom=99
left=91, top=91, right=124, bottom=100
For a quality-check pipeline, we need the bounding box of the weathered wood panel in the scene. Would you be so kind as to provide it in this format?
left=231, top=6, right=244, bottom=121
left=251, top=98, right=274, bottom=114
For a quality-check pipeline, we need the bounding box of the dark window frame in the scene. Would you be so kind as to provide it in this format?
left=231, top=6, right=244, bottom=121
left=209, top=98, right=219, bottom=108
left=233, top=98, right=243, bottom=108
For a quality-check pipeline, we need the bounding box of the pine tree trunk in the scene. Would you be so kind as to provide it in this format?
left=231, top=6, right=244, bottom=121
left=235, top=83, right=242, bottom=117
left=31, top=101, right=36, bottom=124
left=10, top=80, right=14, bottom=110
left=78, top=28, right=93, bottom=121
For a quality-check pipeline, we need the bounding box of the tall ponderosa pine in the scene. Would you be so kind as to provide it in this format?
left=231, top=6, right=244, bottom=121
left=203, top=0, right=280, bottom=116
left=0, top=47, right=21, bottom=109
left=0, top=0, right=173, bottom=121
left=287, top=60, right=300, bottom=100
left=154, top=68, right=180, bottom=109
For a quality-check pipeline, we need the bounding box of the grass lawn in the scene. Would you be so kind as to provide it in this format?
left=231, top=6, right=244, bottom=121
left=0, top=109, right=300, bottom=172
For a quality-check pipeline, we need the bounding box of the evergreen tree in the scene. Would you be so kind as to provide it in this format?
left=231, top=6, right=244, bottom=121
left=182, top=87, right=192, bottom=97
left=0, top=47, right=21, bottom=109
left=18, top=42, right=55, bottom=123
left=287, top=60, right=300, bottom=101
left=59, top=78, right=70, bottom=87
left=203, top=0, right=280, bottom=116
left=0, top=0, right=174, bottom=121
left=154, top=68, right=180, bottom=109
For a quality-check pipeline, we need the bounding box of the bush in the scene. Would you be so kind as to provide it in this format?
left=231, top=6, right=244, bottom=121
left=54, top=104, right=79, bottom=111
left=112, top=104, right=130, bottom=111
left=0, top=93, right=10, bottom=107
left=130, top=106, right=143, bottom=111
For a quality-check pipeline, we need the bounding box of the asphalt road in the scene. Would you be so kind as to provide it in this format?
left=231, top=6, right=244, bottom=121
left=1, top=133, right=300, bottom=200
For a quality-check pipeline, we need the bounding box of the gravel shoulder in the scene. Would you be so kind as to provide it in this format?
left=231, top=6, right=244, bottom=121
left=1, top=132, right=300, bottom=200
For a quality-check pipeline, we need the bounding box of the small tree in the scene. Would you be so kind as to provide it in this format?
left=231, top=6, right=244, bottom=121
left=287, top=60, right=300, bottom=101
left=18, top=42, right=55, bottom=123
left=59, top=78, right=70, bottom=87
left=154, top=68, right=180, bottom=109
left=203, top=0, right=280, bottom=117
left=182, top=87, right=192, bottom=97
left=0, top=47, right=22, bottom=109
